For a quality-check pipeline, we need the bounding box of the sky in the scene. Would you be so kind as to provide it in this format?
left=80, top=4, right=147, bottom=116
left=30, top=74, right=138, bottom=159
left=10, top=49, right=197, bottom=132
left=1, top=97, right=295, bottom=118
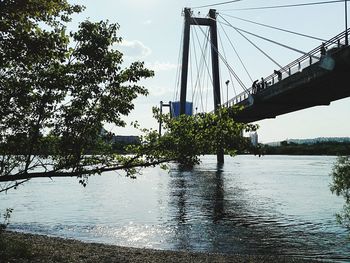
left=68, top=0, right=350, bottom=143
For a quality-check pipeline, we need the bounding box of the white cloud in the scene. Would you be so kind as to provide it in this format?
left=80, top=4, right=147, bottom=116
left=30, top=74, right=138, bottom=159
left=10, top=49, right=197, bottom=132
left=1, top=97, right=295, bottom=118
left=117, top=40, right=151, bottom=59
left=146, top=61, right=179, bottom=72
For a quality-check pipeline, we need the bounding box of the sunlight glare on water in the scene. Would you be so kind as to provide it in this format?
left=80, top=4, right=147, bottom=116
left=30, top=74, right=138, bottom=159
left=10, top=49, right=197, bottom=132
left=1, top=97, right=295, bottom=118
left=1, top=155, right=349, bottom=262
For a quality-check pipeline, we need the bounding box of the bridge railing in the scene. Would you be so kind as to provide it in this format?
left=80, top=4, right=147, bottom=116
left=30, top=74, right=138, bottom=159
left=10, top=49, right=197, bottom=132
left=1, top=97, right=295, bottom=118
left=224, top=28, right=350, bottom=107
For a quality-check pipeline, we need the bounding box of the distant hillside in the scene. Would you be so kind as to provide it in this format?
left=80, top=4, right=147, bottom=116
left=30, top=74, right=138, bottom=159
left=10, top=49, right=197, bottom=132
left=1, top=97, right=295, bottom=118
left=263, top=137, right=350, bottom=155
left=266, top=137, right=350, bottom=146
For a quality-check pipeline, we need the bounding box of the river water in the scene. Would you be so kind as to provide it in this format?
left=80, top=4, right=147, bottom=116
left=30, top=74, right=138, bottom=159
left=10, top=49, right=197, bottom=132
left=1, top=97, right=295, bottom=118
left=1, top=155, right=349, bottom=262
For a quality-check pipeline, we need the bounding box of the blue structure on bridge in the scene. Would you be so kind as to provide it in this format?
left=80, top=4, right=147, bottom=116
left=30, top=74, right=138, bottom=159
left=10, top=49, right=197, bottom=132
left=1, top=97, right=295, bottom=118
left=162, top=6, right=350, bottom=162
left=171, top=101, right=193, bottom=117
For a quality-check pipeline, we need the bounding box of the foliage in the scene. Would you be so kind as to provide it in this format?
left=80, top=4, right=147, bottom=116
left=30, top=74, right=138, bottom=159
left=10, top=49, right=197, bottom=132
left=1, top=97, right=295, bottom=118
left=0, top=0, right=257, bottom=192
left=0, top=208, right=30, bottom=261
left=141, top=106, right=257, bottom=167
left=330, top=156, right=350, bottom=228
left=0, top=0, right=153, bottom=191
left=0, top=208, right=13, bottom=231
left=263, top=142, right=350, bottom=155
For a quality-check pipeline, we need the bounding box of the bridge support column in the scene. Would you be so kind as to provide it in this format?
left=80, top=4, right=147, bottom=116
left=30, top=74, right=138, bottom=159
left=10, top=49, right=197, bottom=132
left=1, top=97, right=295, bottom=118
left=209, top=9, right=222, bottom=113
left=180, top=8, right=191, bottom=115
left=179, top=8, right=224, bottom=163
left=209, top=9, right=224, bottom=163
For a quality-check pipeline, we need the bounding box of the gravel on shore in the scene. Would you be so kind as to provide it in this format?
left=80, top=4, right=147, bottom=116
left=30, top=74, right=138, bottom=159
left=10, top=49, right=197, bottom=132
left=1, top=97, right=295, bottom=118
left=0, top=231, right=318, bottom=263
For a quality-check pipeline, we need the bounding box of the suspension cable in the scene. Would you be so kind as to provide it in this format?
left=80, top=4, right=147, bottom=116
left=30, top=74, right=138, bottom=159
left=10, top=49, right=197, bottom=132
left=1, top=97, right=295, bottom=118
left=190, top=19, right=234, bottom=104
left=198, top=47, right=208, bottom=112
left=217, top=26, right=238, bottom=98
left=193, top=26, right=214, bottom=95
left=190, top=27, right=200, bottom=104
left=173, top=22, right=184, bottom=102
left=205, top=59, right=211, bottom=112
left=218, top=15, right=284, bottom=71
left=219, top=20, right=254, bottom=83
left=193, top=22, right=225, bottom=103
left=219, top=50, right=224, bottom=104
left=192, top=27, right=210, bottom=111
left=194, top=17, right=249, bottom=92
left=191, top=0, right=243, bottom=9
left=220, top=0, right=346, bottom=11
left=218, top=15, right=319, bottom=59
left=189, top=29, right=195, bottom=104
left=220, top=13, right=327, bottom=42
left=192, top=26, right=212, bottom=111
left=200, top=31, right=211, bottom=112
left=196, top=29, right=209, bottom=109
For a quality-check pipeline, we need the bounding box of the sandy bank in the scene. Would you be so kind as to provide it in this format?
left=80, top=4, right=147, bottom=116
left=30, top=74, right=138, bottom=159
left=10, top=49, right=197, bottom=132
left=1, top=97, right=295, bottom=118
left=0, top=231, right=318, bottom=262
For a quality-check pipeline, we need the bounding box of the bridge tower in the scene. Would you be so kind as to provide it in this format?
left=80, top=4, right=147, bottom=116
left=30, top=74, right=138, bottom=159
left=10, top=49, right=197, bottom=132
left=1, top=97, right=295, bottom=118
left=179, top=8, right=224, bottom=163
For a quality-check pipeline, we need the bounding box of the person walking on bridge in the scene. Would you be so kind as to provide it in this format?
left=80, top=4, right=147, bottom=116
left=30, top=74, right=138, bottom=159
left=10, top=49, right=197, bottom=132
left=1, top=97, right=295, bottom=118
left=252, top=79, right=258, bottom=94
left=260, top=77, right=266, bottom=89
left=274, top=70, right=282, bottom=81
left=320, top=42, right=327, bottom=56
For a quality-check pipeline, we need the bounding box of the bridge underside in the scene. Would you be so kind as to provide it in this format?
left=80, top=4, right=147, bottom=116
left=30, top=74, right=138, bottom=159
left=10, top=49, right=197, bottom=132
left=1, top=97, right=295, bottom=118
left=234, top=46, right=350, bottom=123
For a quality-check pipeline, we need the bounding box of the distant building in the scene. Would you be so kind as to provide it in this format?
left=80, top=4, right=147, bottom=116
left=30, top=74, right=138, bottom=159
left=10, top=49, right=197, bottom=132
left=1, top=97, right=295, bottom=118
left=100, top=128, right=140, bottom=144
left=250, top=132, right=258, bottom=146
left=111, top=135, right=140, bottom=144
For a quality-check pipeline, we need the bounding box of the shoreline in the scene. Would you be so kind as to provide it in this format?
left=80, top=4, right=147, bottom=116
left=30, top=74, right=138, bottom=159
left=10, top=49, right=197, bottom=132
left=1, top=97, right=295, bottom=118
left=0, top=231, right=318, bottom=262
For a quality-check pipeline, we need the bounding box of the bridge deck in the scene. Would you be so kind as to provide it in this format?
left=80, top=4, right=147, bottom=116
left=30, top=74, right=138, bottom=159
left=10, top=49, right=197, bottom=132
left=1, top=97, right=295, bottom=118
left=226, top=42, right=350, bottom=123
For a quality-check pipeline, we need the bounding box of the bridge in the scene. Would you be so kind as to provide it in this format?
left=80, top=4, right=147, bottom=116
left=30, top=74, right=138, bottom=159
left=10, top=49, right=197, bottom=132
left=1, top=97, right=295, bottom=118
left=173, top=7, right=350, bottom=124
left=225, top=30, right=350, bottom=123
left=163, top=3, right=350, bottom=162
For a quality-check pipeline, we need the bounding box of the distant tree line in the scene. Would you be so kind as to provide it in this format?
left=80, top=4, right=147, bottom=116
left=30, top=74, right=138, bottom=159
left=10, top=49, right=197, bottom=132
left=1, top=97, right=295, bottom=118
left=262, top=141, right=350, bottom=155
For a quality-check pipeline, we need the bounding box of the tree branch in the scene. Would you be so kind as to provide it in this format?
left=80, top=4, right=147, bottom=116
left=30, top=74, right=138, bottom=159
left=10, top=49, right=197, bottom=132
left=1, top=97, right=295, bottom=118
left=0, top=179, right=31, bottom=193
left=0, top=158, right=173, bottom=182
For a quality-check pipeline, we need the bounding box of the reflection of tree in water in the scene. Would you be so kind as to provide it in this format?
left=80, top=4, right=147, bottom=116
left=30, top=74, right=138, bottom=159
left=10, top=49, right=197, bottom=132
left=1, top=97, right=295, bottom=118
left=169, top=165, right=225, bottom=219
left=213, top=163, right=225, bottom=223
left=173, top=175, right=187, bottom=224
left=168, top=168, right=192, bottom=250
left=168, top=163, right=282, bottom=254
left=167, top=163, right=229, bottom=252
left=166, top=159, right=349, bottom=260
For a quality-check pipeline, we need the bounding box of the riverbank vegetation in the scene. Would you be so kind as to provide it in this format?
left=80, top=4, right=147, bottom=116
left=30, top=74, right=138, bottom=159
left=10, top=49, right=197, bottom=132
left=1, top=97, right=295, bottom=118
left=330, top=156, right=350, bottom=229
left=263, top=141, right=350, bottom=155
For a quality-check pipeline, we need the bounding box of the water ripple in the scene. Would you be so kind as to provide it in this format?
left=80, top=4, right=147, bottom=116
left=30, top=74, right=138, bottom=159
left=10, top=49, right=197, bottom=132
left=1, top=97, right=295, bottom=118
left=1, top=155, right=349, bottom=261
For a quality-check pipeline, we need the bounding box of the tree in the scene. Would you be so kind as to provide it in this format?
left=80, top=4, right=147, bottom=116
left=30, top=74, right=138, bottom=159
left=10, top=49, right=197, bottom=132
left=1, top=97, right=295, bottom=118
left=330, top=156, right=350, bottom=229
left=0, top=0, right=257, bottom=193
